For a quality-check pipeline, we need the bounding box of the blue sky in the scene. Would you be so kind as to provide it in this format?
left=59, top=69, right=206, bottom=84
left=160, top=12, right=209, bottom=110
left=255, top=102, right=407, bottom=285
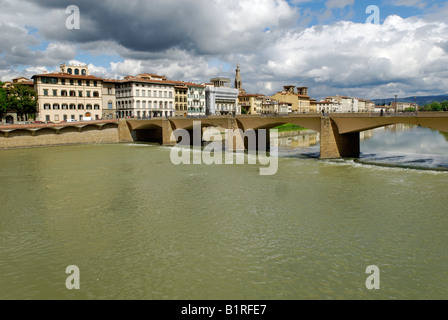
left=1, top=0, right=448, bottom=100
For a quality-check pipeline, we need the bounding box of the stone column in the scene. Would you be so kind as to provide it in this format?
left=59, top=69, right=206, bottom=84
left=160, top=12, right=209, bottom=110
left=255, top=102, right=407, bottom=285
left=320, top=117, right=360, bottom=159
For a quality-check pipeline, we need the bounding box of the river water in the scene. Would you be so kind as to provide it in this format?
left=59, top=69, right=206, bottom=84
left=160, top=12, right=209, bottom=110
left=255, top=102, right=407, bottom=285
left=0, top=125, right=447, bottom=300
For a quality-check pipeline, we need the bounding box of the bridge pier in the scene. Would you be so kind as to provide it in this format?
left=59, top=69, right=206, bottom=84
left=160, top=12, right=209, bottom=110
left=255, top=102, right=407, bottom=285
left=118, top=119, right=133, bottom=143
left=226, top=118, right=246, bottom=151
left=320, top=117, right=360, bottom=159
left=162, top=120, right=177, bottom=146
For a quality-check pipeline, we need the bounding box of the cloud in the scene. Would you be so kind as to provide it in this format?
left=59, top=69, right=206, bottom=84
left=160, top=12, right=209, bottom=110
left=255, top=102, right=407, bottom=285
left=1, top=0, right=448, bottom=100
left=390, top=0, right=427, bottom=9
left=27, top=0, right=299, bottom=56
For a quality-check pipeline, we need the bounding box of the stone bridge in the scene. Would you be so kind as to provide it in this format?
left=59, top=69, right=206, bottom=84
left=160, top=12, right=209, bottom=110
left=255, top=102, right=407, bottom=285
left=119, top=113, right=448, bottom=159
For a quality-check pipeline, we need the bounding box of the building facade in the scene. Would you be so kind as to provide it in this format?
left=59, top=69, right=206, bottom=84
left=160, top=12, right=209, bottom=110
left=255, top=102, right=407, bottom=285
left=32, top=68, right=105, bottom=122
left=206, top=78, right=240, bottom=116
left=187, top=84, right=206, bottom=116
left=325, top=96, right=375, bottom=113
left=238, top=94, right=263, bottom=115
left=174, top=84, right=188, bottom=117
left=271, top=86, right=312, bottom=113
left=102, top=80, right=117, bottom=119
left=116, top=75, right=175, bottom=118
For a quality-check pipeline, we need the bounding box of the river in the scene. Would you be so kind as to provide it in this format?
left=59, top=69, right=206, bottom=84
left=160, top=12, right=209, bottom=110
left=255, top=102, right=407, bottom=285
left=0, top=124, right=447, bottom=300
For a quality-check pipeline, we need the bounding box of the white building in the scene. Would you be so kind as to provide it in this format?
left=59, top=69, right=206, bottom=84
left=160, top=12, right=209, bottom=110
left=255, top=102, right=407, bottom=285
left=116, top=75, right=175, bottom=118
left=325, top=96, right=374, bottom=113
left=187, top=83, right=206, bottom=116
left=205, top=78, right=240, bottom=116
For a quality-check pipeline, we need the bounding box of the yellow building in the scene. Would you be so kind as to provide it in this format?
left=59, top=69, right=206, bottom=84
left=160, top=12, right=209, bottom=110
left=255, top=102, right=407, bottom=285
left=174, top=84, right=188, bottom=117
left=238, top=94, right=263, bottom=115
left=33, top=65, right=106, bottom=122
left=271, top=86, right=312, bottom=113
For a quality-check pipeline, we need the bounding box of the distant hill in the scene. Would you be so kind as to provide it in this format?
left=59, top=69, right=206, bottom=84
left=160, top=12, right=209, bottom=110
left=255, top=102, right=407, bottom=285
left=372, top=95, right=448, bottom=106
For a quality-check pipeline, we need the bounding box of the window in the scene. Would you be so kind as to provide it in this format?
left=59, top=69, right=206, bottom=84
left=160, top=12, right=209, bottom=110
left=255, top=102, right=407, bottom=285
left=53, top=104, right=60, bottom=110
left=75, top=69, right=80, bottom=75
left=44, top=104, right=51, bottom=110
left=53, top=90, right=57, bottom=96
left=142, top=90, right=145, bottom=97
left=82, top=70, right=86, bottom=76
left=169, top=92, right=173, bottom=98
left=94, top=81, right=98, bottom=87
left=94, top=105, right=100, bottom=110
left=46, top=115, right=50, bottom=122
left=41, top=77, right=58, bottom=84
left=70, top=80, right=74, bottom=86
left=63, top=115, right=68, bottom=121
left=78, top=91, right=83, bottom=97
left=164, top=91, right=167, bottom=98
left=61, top=90, right=68, bottom=97
left=86, top=81, right=90, bottom=86
left=70, top=91, right=76, bottom=97
left=67, top=68, right=72, bottom=75
left=78, top=104, right=84, bottom=110
left=55, top=115, right=59, bottom=122
left=86, top=104, right=92, bottom=110
left=71, top=115, right=75, bottom=120
left=136, top=90, right=140, bottom=97
left=62, top=104, right=68, bottom=110
left=93, top=91, right=99, bottom=97
left=159, top=91, right=162, bottom=98
left=142, top=101, right=146, bottom=109
left=136, top=101, right=140, bottom=108
left=87, top=91, right=91, bottom=98
left=78, top=80, right=82, bottom=86
left=108, top=88, right=113, bottom=95
left=61, top=79, right=66, bottom=85
left=70, top=104, right=76, bottom=110
left=43, top=89, right=48, bottom=96
left=108, top=102, right=113, bottom=110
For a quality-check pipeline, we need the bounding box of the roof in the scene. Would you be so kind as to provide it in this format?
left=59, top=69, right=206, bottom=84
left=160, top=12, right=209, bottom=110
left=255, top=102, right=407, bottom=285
left=274, top=91, right=310, bottom=98
left=32, top=72, right=103, bottom=81
left=238, top=93, right=264, bottom=98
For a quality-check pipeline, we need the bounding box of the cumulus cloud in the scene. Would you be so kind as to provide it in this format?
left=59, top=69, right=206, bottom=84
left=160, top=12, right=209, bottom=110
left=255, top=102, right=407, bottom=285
left=0, top=0, right=447, bottom=100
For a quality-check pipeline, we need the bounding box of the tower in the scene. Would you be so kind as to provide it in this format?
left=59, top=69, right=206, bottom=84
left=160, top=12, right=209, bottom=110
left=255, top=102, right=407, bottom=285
left=235, top=64, right=242, bottom=90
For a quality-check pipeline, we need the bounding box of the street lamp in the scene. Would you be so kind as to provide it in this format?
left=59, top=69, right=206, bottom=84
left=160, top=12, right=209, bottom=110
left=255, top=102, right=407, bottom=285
left=395, top=95, right=398, bottom=116
left=415, top=96, right=418, bottom=116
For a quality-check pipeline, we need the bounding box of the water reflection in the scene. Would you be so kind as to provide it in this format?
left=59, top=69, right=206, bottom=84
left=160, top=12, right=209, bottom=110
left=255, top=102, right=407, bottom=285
left=275, top=124, right=448, bottom=170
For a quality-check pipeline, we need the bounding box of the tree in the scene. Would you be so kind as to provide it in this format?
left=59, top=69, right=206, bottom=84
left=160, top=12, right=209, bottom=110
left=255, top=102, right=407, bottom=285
left=7, top=84, right=37, bottom=121
left=0, top=82, right=9, bottom=120
left=440, top=101, right=448, bottom=111
left=429, top=102, right=442, bottom=111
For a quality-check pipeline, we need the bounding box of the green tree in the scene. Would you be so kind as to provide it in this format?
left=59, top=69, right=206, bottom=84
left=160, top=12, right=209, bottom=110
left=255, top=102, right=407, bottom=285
left=7, top=84, right=37, bottom=121
left=0, top=82, right=9, bottom=121
left=429, top=102, right=442, bottom=111
left=441, top=101, right=448, bottom=111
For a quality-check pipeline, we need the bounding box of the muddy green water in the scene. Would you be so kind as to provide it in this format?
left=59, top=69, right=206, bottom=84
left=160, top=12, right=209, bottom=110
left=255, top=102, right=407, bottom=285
left=0, top=126, right=447, bottom=300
